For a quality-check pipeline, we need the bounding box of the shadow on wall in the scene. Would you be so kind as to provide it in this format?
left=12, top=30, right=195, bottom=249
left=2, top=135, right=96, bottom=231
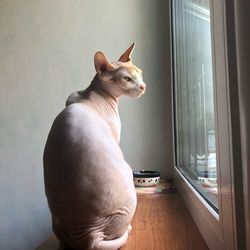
left=119, top=0, right=173, bottom=178
left=0, top=0, right=172, bottom=249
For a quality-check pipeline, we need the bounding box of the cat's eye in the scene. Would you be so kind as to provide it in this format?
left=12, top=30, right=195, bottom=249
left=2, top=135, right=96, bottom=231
left=124, top=76, right=132, bottom=82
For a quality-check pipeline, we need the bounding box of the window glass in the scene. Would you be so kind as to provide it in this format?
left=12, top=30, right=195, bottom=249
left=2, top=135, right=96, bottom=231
left=172, top=0, right=218, bottom=211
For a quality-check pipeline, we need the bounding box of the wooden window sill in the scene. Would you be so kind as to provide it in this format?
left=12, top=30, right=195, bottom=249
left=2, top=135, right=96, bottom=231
left=36, top=180, right=208, bottom=250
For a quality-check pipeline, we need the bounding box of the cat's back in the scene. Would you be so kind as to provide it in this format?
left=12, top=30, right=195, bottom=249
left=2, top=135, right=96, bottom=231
left=43, top=101, right=125, bottom=196
left=45, top=102, right=113, bottom=148
left=43, top=102, right=133, bottom=211
left=43, top=102, right=123, bottom=175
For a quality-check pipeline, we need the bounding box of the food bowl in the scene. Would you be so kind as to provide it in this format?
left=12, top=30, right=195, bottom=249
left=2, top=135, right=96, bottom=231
left=133, top=170, right=160, bottom=187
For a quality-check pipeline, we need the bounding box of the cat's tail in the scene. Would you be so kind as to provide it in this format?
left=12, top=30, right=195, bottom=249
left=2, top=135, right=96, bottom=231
left=93, top=226, right=132, bottom=250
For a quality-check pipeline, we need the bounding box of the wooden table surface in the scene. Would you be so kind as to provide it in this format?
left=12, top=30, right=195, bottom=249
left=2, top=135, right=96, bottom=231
left=36, top=184, right=208, bottom=250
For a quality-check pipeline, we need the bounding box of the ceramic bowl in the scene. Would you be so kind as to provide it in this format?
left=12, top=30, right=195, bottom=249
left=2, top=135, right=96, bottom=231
left=133, top=170, right=160, bottom=187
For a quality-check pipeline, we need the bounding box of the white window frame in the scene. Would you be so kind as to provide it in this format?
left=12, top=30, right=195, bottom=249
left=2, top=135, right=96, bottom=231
left=170, top=0, right=238, bottom=249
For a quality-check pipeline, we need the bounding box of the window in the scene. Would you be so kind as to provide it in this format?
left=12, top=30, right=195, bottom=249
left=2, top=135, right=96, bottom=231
left=171, top=0, right=237, bottom=248
left=172, top=0, right=218, bottom=211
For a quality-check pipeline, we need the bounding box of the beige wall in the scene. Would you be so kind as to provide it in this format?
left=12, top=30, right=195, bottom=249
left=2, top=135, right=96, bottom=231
left=0, top=0, right=172, bottom=249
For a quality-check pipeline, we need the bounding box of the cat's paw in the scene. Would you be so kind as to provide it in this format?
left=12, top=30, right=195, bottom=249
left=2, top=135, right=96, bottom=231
left=128, top=224, right=132, bottom=232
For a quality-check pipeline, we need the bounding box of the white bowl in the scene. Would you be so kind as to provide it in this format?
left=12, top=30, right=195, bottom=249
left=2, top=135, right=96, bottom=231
left=133, top=170, right=160, bottom=187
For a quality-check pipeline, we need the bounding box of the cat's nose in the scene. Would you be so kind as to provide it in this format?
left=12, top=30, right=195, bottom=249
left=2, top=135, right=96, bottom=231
left=139, top=84, right=146, bottom=91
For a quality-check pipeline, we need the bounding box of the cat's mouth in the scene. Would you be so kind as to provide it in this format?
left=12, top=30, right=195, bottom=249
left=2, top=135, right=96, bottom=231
left=123, top=84, right=146, bottom=98
left=136, top=90, right=145, bottom=98
left=132, top=88, right=146, bottom=98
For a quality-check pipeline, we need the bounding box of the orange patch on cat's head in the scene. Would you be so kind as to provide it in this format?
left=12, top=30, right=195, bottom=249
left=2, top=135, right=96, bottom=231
left=126, top=65, right=142, bottom=75
left=109, top=61, right=142, bottom=75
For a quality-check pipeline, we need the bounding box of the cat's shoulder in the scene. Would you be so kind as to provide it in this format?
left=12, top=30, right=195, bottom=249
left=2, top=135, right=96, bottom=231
left=60, top=103, right=104, bottom=127
left=51, top=103, right=104, bottom=134
left=66, top=89, right=88, bottom=106
left=63, top=103, right=97, bottom=120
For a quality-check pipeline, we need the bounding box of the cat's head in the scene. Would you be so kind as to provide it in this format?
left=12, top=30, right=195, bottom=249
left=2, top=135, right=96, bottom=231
left=93, top=43, right=146, bottom=98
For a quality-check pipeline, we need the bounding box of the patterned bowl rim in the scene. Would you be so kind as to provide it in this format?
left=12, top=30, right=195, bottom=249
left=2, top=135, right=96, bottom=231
left=133, top=170, right=160, bottom=178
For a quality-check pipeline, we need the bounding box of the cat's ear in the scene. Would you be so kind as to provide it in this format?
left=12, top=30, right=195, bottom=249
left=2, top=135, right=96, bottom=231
left=118, top=42, right=135, bottom=62
left=94, top=51, right=115, bottom=74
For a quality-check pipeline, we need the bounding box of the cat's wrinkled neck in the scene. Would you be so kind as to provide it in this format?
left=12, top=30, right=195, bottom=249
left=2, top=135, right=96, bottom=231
left=84, top=75, right=121, bottom=142
left=90, top=75, right=119, bottom=110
